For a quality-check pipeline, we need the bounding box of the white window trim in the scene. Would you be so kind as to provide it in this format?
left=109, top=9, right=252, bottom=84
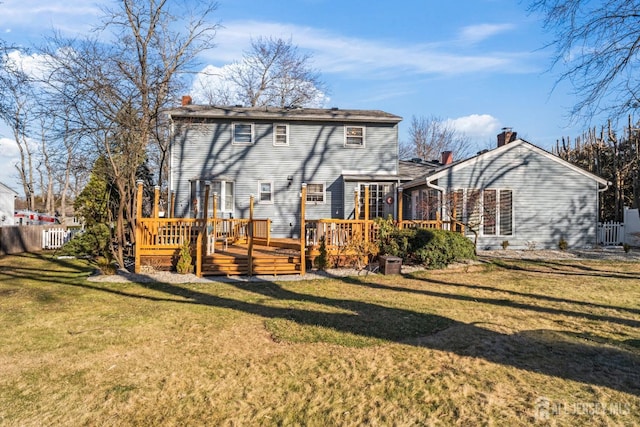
left=344, top=125, right=366, bottom=148
left=191, top=180, right=235, bottom=217
left=232, top=122, right=255, bottom=145
left=272, top=123, right=289, bottom=146
left=258, top=181, right=274, bottom=204
left=306, top=182, right=326, bottom=204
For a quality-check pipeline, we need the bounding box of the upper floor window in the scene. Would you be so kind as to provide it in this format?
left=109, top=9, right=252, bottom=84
left=345, top=126, right=365, bottom=147
left=232, top=123, right=254, bottom=145
left=306, top=183, right=325, bottom=203
left=258, top=181, right=273, bottom=204
left=273, top=124, right=289, bottom=146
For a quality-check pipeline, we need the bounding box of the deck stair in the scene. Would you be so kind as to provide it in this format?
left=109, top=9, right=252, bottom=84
left=201, top=244, right=302, bottom=276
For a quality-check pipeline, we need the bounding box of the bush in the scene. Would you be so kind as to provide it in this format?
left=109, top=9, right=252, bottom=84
left=558, top=237, right=568, bottom=251
left=377, top=227, right=475, bottom=269
left=175, top=240, right=193, bottom=274
left=58, top=224, right=111, bottom=258
left=314, top=237, right=329, bottom=270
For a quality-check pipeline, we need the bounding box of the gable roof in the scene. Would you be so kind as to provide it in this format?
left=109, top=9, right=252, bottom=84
left=0, top=181, right=18, bottom=196
left=400, top=139, right=610, bottom=190
left=167, top=105, right=402, bottom=124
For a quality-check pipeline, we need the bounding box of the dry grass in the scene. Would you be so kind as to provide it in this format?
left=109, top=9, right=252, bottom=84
left=0, top=252, right=638, bottom=426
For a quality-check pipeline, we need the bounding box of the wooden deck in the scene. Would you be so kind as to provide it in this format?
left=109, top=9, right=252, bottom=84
left=201, top=238, right=302, bottom=276
left=135, top=182, right=465, bottom=277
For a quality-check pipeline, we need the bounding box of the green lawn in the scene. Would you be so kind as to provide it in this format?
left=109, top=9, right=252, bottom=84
left=0, top=252, right=638, bottom=425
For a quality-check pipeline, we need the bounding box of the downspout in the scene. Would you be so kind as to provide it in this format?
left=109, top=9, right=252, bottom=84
left=426, top=177, right=446, bottom=221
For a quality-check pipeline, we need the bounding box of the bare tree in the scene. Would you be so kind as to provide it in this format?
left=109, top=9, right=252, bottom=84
left=0, top=52, right=37, bottom=209
left=43, top=0, right=219, bottom=268
left=202, top=36, right=327, bottom=107
left=401, top=115, right=473, bottom=161
left=530, top=0, right=640, bottom=119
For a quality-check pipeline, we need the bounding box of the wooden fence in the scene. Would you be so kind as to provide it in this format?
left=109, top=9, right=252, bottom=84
left=1, top=225, right=63, bottom=255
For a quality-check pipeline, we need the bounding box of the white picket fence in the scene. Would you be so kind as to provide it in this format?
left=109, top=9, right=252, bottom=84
left=597, top=221, right=625, bottom=246
left=42, top=227, right=81, bottom=249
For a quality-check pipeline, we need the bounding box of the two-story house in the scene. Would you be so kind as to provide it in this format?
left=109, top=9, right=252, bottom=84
left=167, top=102, right=410, bottom=238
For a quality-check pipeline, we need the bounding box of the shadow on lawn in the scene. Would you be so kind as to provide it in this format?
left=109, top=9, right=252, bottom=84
left=3, top=252, right=639, bottom=396
left=486, top=258, right=640, bottom=281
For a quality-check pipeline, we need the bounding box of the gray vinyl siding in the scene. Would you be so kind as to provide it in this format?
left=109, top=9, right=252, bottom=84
left=170, top=119, right=398, bottom=238
left=436, top=144, right=599, bottom=249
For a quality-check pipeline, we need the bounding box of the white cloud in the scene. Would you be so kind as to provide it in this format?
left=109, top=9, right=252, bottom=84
left=459, top=24, right=515, bottom=44
left=446, top=114, right=501, bottom=140
left=190, top=63, right=330, bottom=108
left=0, top=137, right=22, bottom=193
left=203, top=20, right=537, bottom=79
left=5, top=50, right=51, bottom=80
left=0, top=0, right=101, bottom=34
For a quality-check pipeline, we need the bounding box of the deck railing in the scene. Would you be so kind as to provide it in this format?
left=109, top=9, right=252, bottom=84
left=398, top=219, right=465, bottom=233
left=305, top=218, right=465, bottom=254
left=305, top=219, right=377, bottom=249
left=139, top=218, right=200, bottom=249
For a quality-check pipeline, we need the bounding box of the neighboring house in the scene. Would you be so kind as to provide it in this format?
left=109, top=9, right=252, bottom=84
left=400, top=130, right=610, bottom=249
left=168, top=103, right=425, bottom=238
left=0, top=182, right=18, bottom=226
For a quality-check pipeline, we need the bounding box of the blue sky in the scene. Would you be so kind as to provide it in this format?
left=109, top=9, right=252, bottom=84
left=0, top=0, right=583, bottom=195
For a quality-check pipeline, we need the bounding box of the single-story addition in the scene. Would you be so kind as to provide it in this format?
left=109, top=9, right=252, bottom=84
left=0, top=181, right=18, bottom=226
left=167, top=102, right=428, bottom=238
left=400, top=130, right=610, bottom=250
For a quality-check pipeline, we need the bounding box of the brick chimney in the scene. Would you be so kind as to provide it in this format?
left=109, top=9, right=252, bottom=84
left=441, top=151, right=453, bottom=165
left=181, top=95, right=193, bottom=106
left=497, top=128, right=517, bottom=147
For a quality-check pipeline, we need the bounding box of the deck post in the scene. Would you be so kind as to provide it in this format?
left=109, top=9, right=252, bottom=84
left=213, top=193, right=218, bottom=220
left=134, top=180, right=143, bottom=273
left=153, top=185, right=160, bottom=218
left=363, top=184, right=370, bottom=243
left=169, top=191, right=175, bottom=218
left=196, top=232, right=203, bottom=277
left=203, top=184, right=210, bottom=220
left=213, top=193, right=218, bottom=245
left=300, top=183, right=307, bottom=275
left=203, top=185, right=211, bottom=259
left=248, top=195, right=254, bottom=276
left=397, top=187, right=403, bottom=226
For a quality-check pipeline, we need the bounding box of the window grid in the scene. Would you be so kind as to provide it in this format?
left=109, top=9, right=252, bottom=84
left=259, top=181, right=273, bottom=203
left=345, top=126, right=365, bottom=147
left=232, top=123, right=254, bottom=145
left=306, top=183, right=325, bottom=203
left=451, top=188, right=512, bottom=236
left=273, top=124, right=289, bottom=146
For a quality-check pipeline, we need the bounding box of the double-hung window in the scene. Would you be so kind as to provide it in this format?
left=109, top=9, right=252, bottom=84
left=306, top=183, right=325, bottom=203
left=232, top=123, right=254, bottom=145
left=345, top=126, right=365, bottom=147
left=258, top=181, right=273, bottom=204
left=273, top=124, right=289, bottom=146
